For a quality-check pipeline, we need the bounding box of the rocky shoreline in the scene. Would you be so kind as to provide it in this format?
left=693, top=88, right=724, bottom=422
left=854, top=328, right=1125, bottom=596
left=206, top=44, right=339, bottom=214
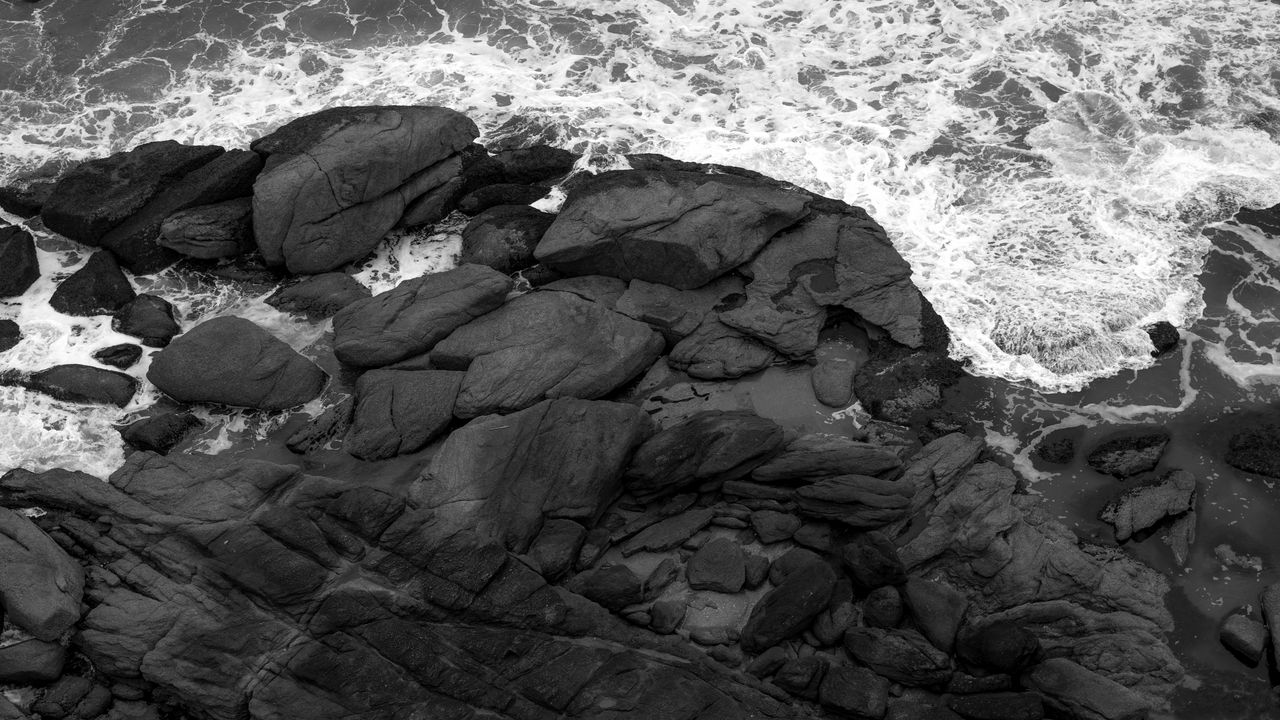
left=0, top=104, right=1266, bottom=720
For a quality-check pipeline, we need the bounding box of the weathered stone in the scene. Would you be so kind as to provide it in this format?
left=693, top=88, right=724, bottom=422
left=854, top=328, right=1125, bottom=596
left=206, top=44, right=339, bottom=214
left=344, top=370, right=461, bottom=460
left=0, top=319, right=19, bottom=353
left=7, top=364, right=138, bottom=407
left=1086, top=429, right=1170, bottom=478
left=819, top=664, right=889, bottom=719
left=668, top=318, right=780, bottom=380
left=768, top=548, right=827, bottom=586
left=159, top=197, right=255, bottom=259
left=1034, top=437, right=1076, bottom=465
left=812, top=580, right=858, bottom=646
left=0, top=225, right=39, bottom=297
left=620, top=508, right=715, bottom=556
left=540, top=275, right=629, bottom=309
left=864, top=586, right=904, bottom=628
left=773, top=656, right=826, bottom=700
left=92, top=343, right=142, bottom=369
left=753, top=434, right=903, bottom=483
left=956, top=621, right=1042, bottom=675
left=1022, top=658, right=1151, bottom=720
left=643, top=558, right=680, bottom=599
left=1099, top=469, right=1195, bottom=541
left=266, top=273, right=371, bottom=319
left=0, top=180, right=53, bottom=218
left=490, top=145, right=578, bottom=184
left=112, top=293, right=180, bottom=347
left=1225, top=422, right=1280, bottom=478
left=649, top=598, right=686, bottom=634
left=811, top=338, right=862, bottom=407
left=741, top=561, right=837, bottom=653
left=687, top=537, right=746, bottom=593
left=459, top=204, right=555, bottom=274
left=569, top=565, right=644, bottom=612
left=844, top=627, right=953, bottom=687
left=796, top=475, right=913, bottom=528
left=903, top=577, right=969, bottom=653
left=31, top=675, right=94, bottom=719
left=1146, top=321, right=1179, bottom=356
left=48, top=251, right=135, bottom=317
left=750, top=510, right=800, bottom=544
left=527, top=518, right=586, bottom=582
left=1219, top=613, right=1267, bottom=665
left=0, top=508, right=84, bottom=640
left=615, top=276, right=744, bottom=345
left=332, top=264, right=513, bottom=368
left=457, top=183, right=551, bottom=215
left=120, top=412, right=203, bottom=455
left=0, top=638, right=65, bottom=683
left=744, top=553, right=770, bottom=589
left=625, top=411, right=784, bottom=502
left=148, top=316, right=327, bottom=410
left=285, top=398, right=354, bottom=454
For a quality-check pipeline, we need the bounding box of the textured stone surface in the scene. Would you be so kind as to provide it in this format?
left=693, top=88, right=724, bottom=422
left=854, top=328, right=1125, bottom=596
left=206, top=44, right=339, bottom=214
left=1086, top=430, right=1170, bottom=478
left=48, top=251, right=136, bottom=317
left=795, top=475, right=913, bottom=528
left=1022, top=658, right=1151, bottom=720
left=741, top=560, right=837, bottom=653
left=687, top=537, right=746, bottom=593
left=0, top=507, right=84, bottom=641
left=0, top=224, right=39, bottom=297
left=159, top=197, right=255, bottom=259
left=752, top=434, right=902, bottom=483
left=1099, top=469, right=1195, bottom=541
left=625, top=411, right=784, bottom=502
left=344, top=369, right=462, bottom=460
left=844, top=627, right=953, bottom=687
left=267, top=272, right=371, bottom=319
left=459, top=204, right=556, bottom=274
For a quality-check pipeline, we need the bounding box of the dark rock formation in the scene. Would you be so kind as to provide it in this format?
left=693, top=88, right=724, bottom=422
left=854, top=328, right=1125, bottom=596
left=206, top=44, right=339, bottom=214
left=0, top=180, right=54, bottom=218
left=332, top=264, right=512, bottom=368
left=752, top=433, right=902, bottom=482
left=527, top=519, right=586, bottom=582
left=535, top=170, right=811, bottom=290
left=1022, top=658, right=1150, bottom=720
left=1098, top=469, right=1195, bottom=541
left=750, top=510, right=800, bottom=544
left=147, top=316, right=327, bottom=410
left=489, top=145, right=577, bottom=184
left=48, top=251, right=136, bottom=316
left=956, top=621, right=1042, bottom=675
left=820, top=665, right=889, bottom=718
left=0, top=507, right=84, bottom=641
left=687, top=537, right=746, bottom=593
left=864, top=586, right=905, bottom=628
left=344, top=369, right=462, bottom=460
left=811, top=338, right=861, bottom=407
left=0, top=638, right=65, bottom=683
left=844, top=627, right=953, bottom=687
left=0, top=224, right=39, bottom=297
left=159, top=197, right=255, bottom=259
left=947, top=693, right=1044, bottom=720
left=112, top=293, right=181, bottom=347
left=1219, top=613, right=1266, bottom=665
left=458, top=183, right=550, bottom=215
left=1086, top=429, right=1170, bottom=478
left=569, top=565, right=644, bottom=612
left=1225, top=422, right=1280, bottom=478
left=624, top=411, right=784, bottom=502
left=3, top=364, right=138, bottom=407
left=540, top=275, right=628, bottom=308
left=252, top=106, right=478, bottom=273
left=285, top=398, right=354, bottom=454
left=741, top=559, right=837, bottom=652
left=841, top=531, right=908, bottom=590
left=92, top=343, right=142, bottom=369
left=0, top=319, right=20, bottom=353
left=853, top=344, right=963, bottom=427
left=1034, top=436, right=1076, bottom=464
left=668, top=318, right=780, bottom=379
left=795, top=475, right=913, bottom=528
left=267, top=272, right=372, bottom=319
left=903, top=577, right=969, bottom=653
left=120, top=412, right=203, bottom=455
left=459, top=204, right=556, bottom=274
left=1146, top=321, right=1179, bottom=356
left=431, top=289, right=664, bottom=417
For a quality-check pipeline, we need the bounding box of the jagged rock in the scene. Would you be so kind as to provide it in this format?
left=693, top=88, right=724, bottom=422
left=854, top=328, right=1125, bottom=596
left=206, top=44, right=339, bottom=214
left=457, top=183, right=550, bottom=215
left=459, top=204, right=555, bottom=274
left=1086, top=429, right=1170, bottom=478
left=796, top=475, right=913, bottom=528
left=615, top=276, right=745, bottom=345
left=0, top=638, right=65, bottom=683
left=252, top=106, right=478, bottom=273
left=841, top=531, right=908, bottom=590
left=41, top=141, right=223, bottom=246
left=0, top=507, right=84, bottom=641
left=811, top=338, right=861, bottom=407
left=650, top=598, right=686, bottom=634
left=540, top=275, right=629, bottom=308
left=417, top=398, right=652, bottom=552
left=750, top=510, right=800, bottom=544
left=773, top=657, right=826, bottom=700
left=344, top=370, right=462, bottom=460
left=112, top=294, right=180, bottom=347
left=1099, top=469, right=1195, bottom=541
left=1219, top=613, right=1267, bottom=665
left=9, top=364, right=138, bottom=407
left=120, top=412, right=203, bottom=454
left=147, top=316, right=327, bottom=410
left=2, top=454, right=791, bottom=720
left=285, top=398, right=354, bottom=454
left=92, top=343, right=142, bottom=369
left=844, top=627, right=953, bottom=687
left=864, top=586, right=905, bottom=628
left=98, top=149, right=264, bottom=272
left=332, top=264, right=512, bottom=368
left=1022, top=658, right=1151, bottom=720
left=620, top=508, right=715, bottom=556
left=753, top=434, right=903, bottom=482
left=1146, top=322, right=1179, bottom=356
left=535, top=170, right=810, bottom=289
left=820, top=665, right=889, bottom=719
left=956, top=621, right=1042, bottom=675
left=489, top=145, right=577, bottom=184
left=0, top=225, right=39, bottom=297
left=948, top=693, right=1044, bottom=720
left=432, top=290, right=663, bottom=417
left=1225, top=422, right=1280, bottom=478
left=624, top=411, right=784, bottom=502
left=159, top=197, right=255, bottom=259
left=48, top=251, right=136, bottom=316
left=0, top=180, right=53, bottom=217
left=687, top=537, right=745, bottom=593
left=0, top=319, right=19, bottom=353
left=903, top=578, right=969, bottom=653
left=569, top=565, right=644, bottom=612
left=267, top=272, right=371, bottom=319
left=668, top=318, right=780, bottom=379
left=741, top=560, right=837, bottom=653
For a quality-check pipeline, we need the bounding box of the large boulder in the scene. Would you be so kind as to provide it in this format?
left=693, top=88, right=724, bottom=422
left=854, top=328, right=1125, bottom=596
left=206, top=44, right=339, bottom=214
left=0, top=507, right=84, bottom=641
left=40, top=141, right=223, bottom=246
left=741, top=560, right=837, bottom=652
left=0, top=225, right=39, bottom=297
left=48, top=251, right=136, bottom=316
left=534, top=170, right=811, bottom=290
left=416, top=398, right=653, bottom=552
left=159, top=197, right=255, bottom=259
left=624, top=410, right=784, bottom=502
left=147, top=316, right=327, bottom=410
left=344, top=370, right=462, bottom=460
left=112, top=293, right=181, bottom=347
left=459, top=204, right=556, bottom=274
left=430, top=289, right=664, bottom=418
left=252, top=106, right=478, bottom=273
left=331, top=264, right=512, bottom=368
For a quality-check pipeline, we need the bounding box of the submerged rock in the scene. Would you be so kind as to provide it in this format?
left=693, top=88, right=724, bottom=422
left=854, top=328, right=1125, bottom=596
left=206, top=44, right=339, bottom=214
left=1219, top=613, right=1267, bottom=665
left=159, top=197, right=255, bottom=259
left=0, top=319, right=20, bottom=353
left=1086, top=429, right=1170, bottom=478
left=457, top=183, right=551, bottom=215
left=1146, top=321, right=1179, bottom=356
left=1225, top=422, right=1280, bottom=478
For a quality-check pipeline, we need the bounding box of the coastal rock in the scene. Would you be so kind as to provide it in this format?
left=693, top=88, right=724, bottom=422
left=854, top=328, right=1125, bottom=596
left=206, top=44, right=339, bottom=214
left=527, top=519, right=585, bottom=582
left=0, top=180, right=53, bottom=218
left=619, top=507, right=715, bottom=556
left=112, top=293, right=180, bottom=347
left=252, top=106, right=478, bottom=273
left=266, top=272, right=371, bottom=319
left=864, top=586, right=905, bottom=628
left=753, top=434, right=903, bottom=482
left=750, top=510, right=800, bottom=544
left=41, top=140, right=223, bottom=246
left=98, top=148, right=264, bottom=272
left=812, top=579, right=858, bottom=645
left=773, top=657, right=826, bottom=700
left=948, top=693, right=1044, bottom=720
left=903, top=577, right=969, bottom=653
left=795, top=475, right=913, bottom=528
left=615, top=276, right=744, bottom=345
left=489, top=145, right=577, bottom=184
left=12, top=364, right=138, bottom=407
left=668, top=318, right=780, bottom=379
left=147, top=316, right=327, bottom=410
left=1034, top=436, right=1076, bottom=465
left=332, top=264, right=512, bottom=368
left=120, top=412, right=203, bottom=454
left=1224, top=422, right=1280, bottom=478
left=539, top=275, right=628, bottom=308
left=889, top=432, right=986, bottom=535
left=0, top=638, right=65, bottom=683
left=569, top=565, right=644, bottom=612
left=853, top=347, right=963, bottom=426
left=0, top=507, right=84, bottom=641
left=1, top=454, right=789, bottom=720
left=459, top=204, right=556, bottom=274
left=687, top=537, right=746, bottom=593
left=159, top=197, right=255, bottom=259
left=417, top=398, right=652, bottom=552
left=344, top=369, right=461, bottom=460
left=1022, top=658, right=1151, bottom=720
left=285, top=398, right=354, bottom=454
left=844, top=627, right=953, bottom=687
left=1098, top=469, right=1195, bottom=541
left=841, top=531, right=908, bottom=590
left=92, top=343, right=141, bottom=369
left=741, top=560, right=837, bottom=653
left=1086, top=429, right=1170, bottom=478
left=624, top=410, right=784, bottom=502
left=956, top=621, right=1042, bottom=675
left=48, top=251, right=136, bottom=317
left=431, top=290, right=664, bottom=417
left=534, top=169, right=811, bottom=290
left=768, top=547, right=827, bottom=585
left=1219, top=613, right=1267, bottom=665
left=0, top=319, right=20, bottom=353
left=458, top=183, right=551, bottom=215
left=1146, top=321, right=1179, bottom=356
left=0, top=225, right=39, bottom=297
left=811, top=338, right=862, bottom=407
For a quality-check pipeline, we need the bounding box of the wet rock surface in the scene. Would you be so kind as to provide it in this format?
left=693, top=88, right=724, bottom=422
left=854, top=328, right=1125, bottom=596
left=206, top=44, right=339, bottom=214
left=0, top=224, right=40, bottom=297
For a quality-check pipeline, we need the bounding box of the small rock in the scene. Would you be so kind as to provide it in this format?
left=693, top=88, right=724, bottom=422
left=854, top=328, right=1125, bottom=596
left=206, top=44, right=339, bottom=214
left=947, top=692, right=1044, bottom=720
left=649, top=598, right=686, bottom=634
left=48, top=251, right=136, bottom=316
left=113, top=293, right=180, bottom=347
left=1033, top=437, right=1075, bottom=465
left=1146, top=321, right=1179, bottom=356
left=819, top=664, right=890, bottom=719
left=903, top=577, right=969, bottom=653
left=527, top=519, right=586, bottom=582
left=792, top=522, right=835, bottom=552
left=0, top=508, right=85, bottom=640
left=0, top=225, right=40, bottom=297
left=16, top=364, right=138, bottom=407
left=812, top=579, right=858, bottom=646
left=864, top=585, right=905, bottom=628
left=1261, top=583, right=1280, bottom=674
left=750, top=510, right=801, bottom=544
left=1220, top=613, right=1267, bottom=665
left=708, top=644, right=744, bottom=667
left=843, top=627, right=953, bottom=687
left=643, top=558, right=681, bottom=599
left=1099, top=469, right=1195, bottom=541
left=687, top=537, right=746, bottom=593
left=92, top=343, right=142, bottom=369
left=459, top=204, right=556, bottom=274
left=120, top=412, right=203, bottom=454
left=956, top=621, right=1042, bottom=675
left=1022, top=658, right=1151, bottom=720
left=744, top=553, right=770, bottom=589
left=285, top=398, right=354, bottom=454
left=571, top=565, right=644, bottom=612
left=1214, top=544, right=1262, bottom=573
left=1085, top=429, right=1170, bottom=478
left=811, top=339, right=861, bottom=407
left=742, top=560, right=837, bottom=653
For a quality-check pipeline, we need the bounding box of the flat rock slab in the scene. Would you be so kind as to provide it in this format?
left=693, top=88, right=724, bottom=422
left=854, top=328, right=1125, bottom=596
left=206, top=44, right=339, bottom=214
left=332, top=263, right=512, bottom=368
left=625, top=410, right=784, bottom=502
left=344, top=369, right=462, bottom=460
left=619, top=507, right=715, bottom=556
left=431, top=289, right=664, bottom=418
left=148, top=316, right=327, bottom=410
left=1099, top=469, right=1195, bottom=541
left=752, top=434, right=903, bottom=483
left=0, top=507, right=84, bottom=641
left=416, top=398, right=652, bottom=552
left=534, top=169, right=811, bottom=290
